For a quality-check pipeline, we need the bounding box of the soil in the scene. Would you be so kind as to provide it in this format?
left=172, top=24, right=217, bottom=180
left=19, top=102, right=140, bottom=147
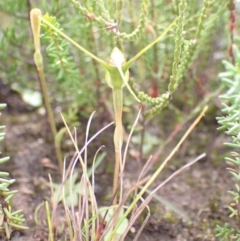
left=0, top=81, right=235, bottom=241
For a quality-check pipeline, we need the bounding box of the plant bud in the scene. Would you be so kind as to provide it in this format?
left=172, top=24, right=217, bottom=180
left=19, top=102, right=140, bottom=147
left=109, top=47, right=125, bottom=66
left=30, top=8, right=42, bottom=50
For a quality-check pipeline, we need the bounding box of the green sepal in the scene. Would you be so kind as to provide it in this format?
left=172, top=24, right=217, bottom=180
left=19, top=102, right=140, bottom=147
left=105, top=67, right=129, bottom=89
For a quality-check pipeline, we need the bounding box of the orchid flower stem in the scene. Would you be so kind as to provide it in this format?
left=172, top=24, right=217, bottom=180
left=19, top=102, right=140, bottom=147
left=112, top=88, right=123, bottom=205
left=30, top=9, right=63, bottom=172
left=35, top=53, right=63, bottom=172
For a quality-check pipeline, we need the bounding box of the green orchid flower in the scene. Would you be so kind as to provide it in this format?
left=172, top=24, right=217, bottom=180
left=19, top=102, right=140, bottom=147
left=31, top=8, right=176, bottom=203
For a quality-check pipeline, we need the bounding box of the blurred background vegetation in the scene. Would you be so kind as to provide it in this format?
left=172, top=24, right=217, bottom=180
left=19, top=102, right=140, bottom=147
left=0, top=0, right=239, bottom=158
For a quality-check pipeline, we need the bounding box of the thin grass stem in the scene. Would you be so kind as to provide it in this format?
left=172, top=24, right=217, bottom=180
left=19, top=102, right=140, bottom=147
left=120, top=108, right=142, bottom=202
left=45, top=201, right=54, bottom=241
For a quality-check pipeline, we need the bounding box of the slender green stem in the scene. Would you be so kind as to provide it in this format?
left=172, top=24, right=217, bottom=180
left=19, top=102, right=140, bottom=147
left=112, top=88, right=123, bottom=205
left=36, top=55, right=57, bottom=138
left=45, top=201, right=54, bottom=241
left=34, top=51, right=63, bottom=172
left=31, top=9, right=63, bottom=171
